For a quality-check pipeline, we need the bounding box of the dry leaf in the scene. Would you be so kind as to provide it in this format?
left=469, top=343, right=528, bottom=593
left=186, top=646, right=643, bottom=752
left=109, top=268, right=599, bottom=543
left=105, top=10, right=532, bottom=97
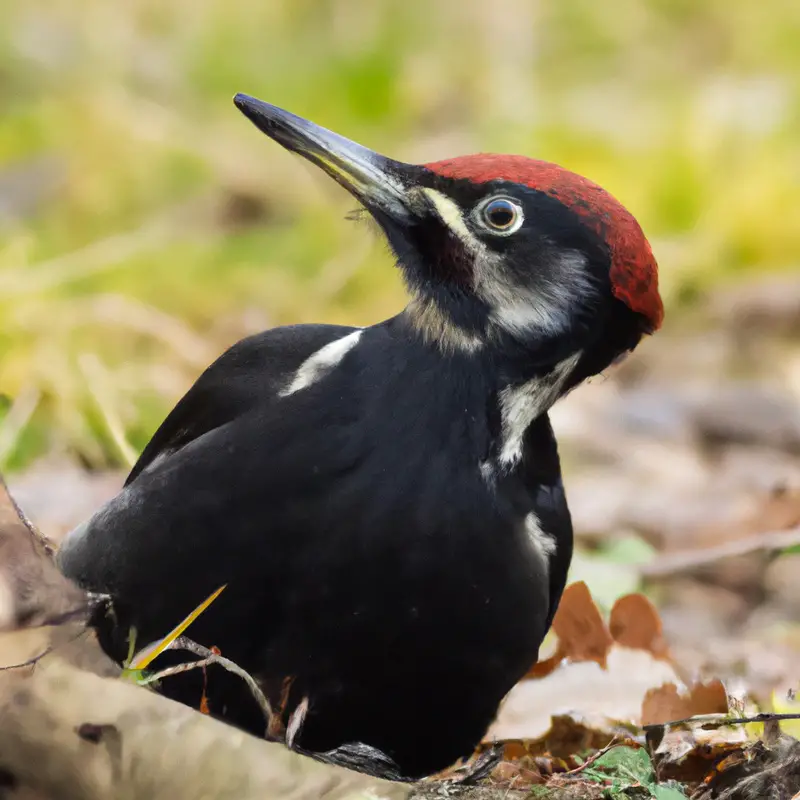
left=552, top=582, right=614, bottom=668
left=609, top=593, right=670, bottom=660
left=528, top=586, right=674, bottom=680
left=513, top=714, right=627, bottom=759
left=655, top=730, right=746, bottom=785
left=689, top=680, right=730, bottom=717
left=503, top=584, right=681, bottom=739
left=641, top=679, right=729, bottom=726
left=527, top=582, right=613, bottom=679
left=490, top=760, right=546, bottom=787
left=642, top=684, right=691, bottom=725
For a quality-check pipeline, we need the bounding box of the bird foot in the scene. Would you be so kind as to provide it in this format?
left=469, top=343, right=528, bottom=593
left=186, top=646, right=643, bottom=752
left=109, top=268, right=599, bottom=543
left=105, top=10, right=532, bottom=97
left=305, top=741, right=406, bottom=782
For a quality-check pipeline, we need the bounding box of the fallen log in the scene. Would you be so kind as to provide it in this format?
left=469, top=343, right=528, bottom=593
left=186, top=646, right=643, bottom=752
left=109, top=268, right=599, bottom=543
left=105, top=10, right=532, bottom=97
left=0, top=623, right=408, bottom=800
left=0, top=473, right=407, bottom=800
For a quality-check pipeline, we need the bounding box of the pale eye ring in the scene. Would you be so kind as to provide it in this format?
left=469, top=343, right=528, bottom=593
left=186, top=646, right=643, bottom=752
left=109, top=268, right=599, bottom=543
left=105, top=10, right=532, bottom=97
left=477, top=196, right=524, bottom=235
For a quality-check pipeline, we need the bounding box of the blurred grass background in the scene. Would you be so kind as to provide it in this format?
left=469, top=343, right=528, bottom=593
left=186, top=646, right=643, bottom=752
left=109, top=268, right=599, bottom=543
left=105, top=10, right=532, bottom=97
left=1, top=0, right=799, bottom=472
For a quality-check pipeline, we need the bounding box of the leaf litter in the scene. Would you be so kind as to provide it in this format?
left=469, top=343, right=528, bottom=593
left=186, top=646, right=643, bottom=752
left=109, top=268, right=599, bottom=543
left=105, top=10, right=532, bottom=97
left=428, top=581, right=800, bottom=798
left=116, top=575, right=800, bottom=797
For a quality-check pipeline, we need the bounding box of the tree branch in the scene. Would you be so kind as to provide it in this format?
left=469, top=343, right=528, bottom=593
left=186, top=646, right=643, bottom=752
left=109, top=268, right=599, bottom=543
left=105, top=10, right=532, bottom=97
left=640, top=526, right=800, bottom=578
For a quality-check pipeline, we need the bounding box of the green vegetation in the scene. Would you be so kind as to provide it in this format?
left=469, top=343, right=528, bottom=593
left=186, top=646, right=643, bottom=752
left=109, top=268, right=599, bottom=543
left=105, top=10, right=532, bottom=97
left=579, top=745, right=686, bottom=798
left=1, top=0, right=799, bottom=470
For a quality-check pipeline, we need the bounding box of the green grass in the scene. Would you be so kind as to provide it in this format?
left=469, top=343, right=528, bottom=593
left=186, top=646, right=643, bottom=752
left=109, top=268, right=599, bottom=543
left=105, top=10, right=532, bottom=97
left=1, top=0, right=799, bottom=470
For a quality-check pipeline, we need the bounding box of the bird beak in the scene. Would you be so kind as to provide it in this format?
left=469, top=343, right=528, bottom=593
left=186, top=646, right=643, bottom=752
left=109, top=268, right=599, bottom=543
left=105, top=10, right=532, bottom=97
left=233, top=94, right=416, bottom=222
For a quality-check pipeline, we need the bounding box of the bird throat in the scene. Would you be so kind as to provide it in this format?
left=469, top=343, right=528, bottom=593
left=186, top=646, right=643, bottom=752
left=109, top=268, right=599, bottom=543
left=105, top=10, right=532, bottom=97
left=405, top=294, right=483, bottom=354
left=490, top=350, right=582, bottom=476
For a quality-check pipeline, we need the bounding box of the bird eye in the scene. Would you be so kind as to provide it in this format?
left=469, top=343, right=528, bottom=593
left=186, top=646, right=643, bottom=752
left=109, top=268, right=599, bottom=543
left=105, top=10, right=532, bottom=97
left=478, top=197, right=524, bottom=235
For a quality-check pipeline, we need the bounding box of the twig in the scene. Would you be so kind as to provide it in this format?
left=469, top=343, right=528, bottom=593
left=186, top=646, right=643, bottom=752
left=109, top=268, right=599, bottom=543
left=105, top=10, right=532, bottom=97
left=643, top=712, right=800, bottom=731
left=562, top=737, right=621, bottom=777
left=140, top=655, right=218, bottom=685
left=168, top=636, right=273, bottom=735
left=0, top=646, right=54, bottom=672
left=640, top=526, right=800, bottom=578
left=0, top=623, right=94, bottom=673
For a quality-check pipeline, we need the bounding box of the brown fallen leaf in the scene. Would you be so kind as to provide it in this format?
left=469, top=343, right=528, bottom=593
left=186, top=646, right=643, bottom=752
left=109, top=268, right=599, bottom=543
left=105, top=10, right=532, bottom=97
left=654, top=728, right=747, bottom=784
left=489, top=580, right=744, bottom=796
left=527, top=582, right=613, bottom=678
left=484, top=714, right=635, bottom=760
left=609, top=593, right=671, bottom=661
left=489, top=760, right=546, bottom=787
left=497, top=583, right=682, bottom=740
left=641, top=679, right=729, bottom=726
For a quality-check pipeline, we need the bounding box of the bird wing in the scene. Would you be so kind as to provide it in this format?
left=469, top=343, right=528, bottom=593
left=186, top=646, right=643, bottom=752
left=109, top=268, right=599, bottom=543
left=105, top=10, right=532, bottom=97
left=126, top=323, right=357, bottom=484
left=58, top=323, right=362, bottom=653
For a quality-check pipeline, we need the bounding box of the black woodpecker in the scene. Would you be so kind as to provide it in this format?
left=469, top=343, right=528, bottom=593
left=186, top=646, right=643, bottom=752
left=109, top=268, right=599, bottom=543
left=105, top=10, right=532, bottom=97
left=57, top=94, right=664, bottom=779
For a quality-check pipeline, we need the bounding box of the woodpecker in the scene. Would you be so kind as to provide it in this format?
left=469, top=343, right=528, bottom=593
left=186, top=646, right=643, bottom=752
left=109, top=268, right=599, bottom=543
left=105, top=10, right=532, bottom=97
left=57, top=95, right=663, bottom=779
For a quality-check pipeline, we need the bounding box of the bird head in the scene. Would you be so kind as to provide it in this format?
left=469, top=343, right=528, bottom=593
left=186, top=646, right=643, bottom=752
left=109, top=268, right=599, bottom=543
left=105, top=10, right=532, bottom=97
left=234, top=95, right=662, bottom=380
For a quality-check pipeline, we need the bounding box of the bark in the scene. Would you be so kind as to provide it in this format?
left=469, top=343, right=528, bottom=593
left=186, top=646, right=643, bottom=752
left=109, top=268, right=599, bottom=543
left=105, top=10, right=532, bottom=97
left=0, top=624, right=409, bottom=800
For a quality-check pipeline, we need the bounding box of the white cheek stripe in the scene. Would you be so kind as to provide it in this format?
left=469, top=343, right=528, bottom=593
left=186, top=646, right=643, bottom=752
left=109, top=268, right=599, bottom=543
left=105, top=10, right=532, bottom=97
left=497, top=352, right=581, bottom=470
left=280, top=330, right=363, bottom=397
left=525, top=511, right=557, bottom=567
left=486, top=251, right=591, bottom=339
left=420, top=188, right=486, bottom=255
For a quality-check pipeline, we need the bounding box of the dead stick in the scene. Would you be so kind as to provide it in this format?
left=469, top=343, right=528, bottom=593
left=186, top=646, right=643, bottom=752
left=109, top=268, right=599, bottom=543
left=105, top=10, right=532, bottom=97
left=640, top=526, right=800, bottom=578
left=140, top=655, right=217, bottom=684
left=644, top=712, right=800, bottom=731
left=169, top=636, right=274, bottom=734
left=562, top=737, right=620, bottom=777
left=0, top=645, right=54, bottom=672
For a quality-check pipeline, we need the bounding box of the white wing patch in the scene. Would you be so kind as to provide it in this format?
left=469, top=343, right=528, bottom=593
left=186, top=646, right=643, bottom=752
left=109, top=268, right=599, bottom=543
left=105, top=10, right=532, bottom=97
left=497, top=352, right=581, bottom=471
left=280, top=330, right=363, bottom=397
left=525, top=511, right=557, bottom=566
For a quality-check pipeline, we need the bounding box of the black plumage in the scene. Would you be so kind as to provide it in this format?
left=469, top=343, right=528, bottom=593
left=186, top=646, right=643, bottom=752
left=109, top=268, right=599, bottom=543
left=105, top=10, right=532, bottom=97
left=57, top=95, right=663, bottom=778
